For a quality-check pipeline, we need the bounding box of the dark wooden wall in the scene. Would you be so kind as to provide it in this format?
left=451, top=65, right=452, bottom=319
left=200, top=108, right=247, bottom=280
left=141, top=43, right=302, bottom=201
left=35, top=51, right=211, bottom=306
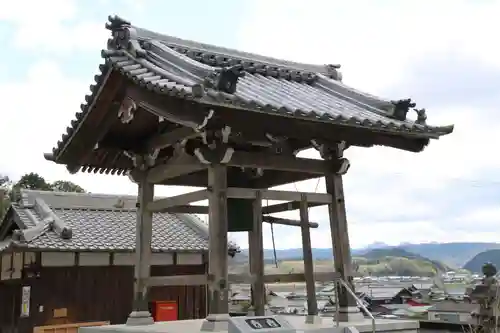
left=0, top=281, right=21, bottom=333
left=1, top=264, right=207, bottom=333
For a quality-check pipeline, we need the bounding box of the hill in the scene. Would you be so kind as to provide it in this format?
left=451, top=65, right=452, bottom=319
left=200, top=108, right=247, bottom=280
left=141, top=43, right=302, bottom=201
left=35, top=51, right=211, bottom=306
left=353, top=248, right=450, bottom=276
left=463, top=249, right=500, bottom=273
left=238, top=242, right=500, bottom=268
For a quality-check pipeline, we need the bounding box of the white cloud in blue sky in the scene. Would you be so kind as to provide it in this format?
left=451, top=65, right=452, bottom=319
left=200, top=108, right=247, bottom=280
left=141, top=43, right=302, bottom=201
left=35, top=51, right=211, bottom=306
left=1, top=0, right=500, bottom=249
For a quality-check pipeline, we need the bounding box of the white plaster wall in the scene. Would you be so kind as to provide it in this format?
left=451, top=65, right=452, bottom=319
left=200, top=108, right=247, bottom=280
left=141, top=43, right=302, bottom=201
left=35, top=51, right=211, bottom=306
left=177, top=252, right=203, bottom=265
left=0, top=254, right=11, bottom=280
left=113, top=253, right=135, bottom=266
left=112, top=253, right=174, bottom=266
left=11, top=252, right=22, bottom=279
left=79, top=253, right=110, bottom=266
left=151, top=253, right=174, bottom=265
left=24, top=252, right=36, bottom=266
left=41, top=252, right=75, bottom=267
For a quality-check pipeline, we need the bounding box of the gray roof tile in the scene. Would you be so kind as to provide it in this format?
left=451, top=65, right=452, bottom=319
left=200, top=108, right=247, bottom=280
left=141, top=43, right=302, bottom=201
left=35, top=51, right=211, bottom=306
left=49, top=15, right=453, bottom=164
left=2, top=190, right=218, bottom=253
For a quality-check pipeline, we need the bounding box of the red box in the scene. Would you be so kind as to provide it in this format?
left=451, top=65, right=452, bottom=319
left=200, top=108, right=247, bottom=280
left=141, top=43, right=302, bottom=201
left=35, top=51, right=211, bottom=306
left=153, top=301, right=178, bottom=322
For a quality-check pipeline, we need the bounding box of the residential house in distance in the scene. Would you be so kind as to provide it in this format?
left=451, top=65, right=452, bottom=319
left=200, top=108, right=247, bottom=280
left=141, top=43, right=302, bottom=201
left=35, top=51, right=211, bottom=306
left=0, top=190, right=235, bottom=333
left=357, top=285, right=413, bottom=307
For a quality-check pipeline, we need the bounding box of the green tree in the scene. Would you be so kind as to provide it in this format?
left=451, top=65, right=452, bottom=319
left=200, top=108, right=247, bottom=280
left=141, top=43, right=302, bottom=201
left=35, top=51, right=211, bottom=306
left=50, top=180, right=85, bottom=193
left=15, top=173, right=51, bottom=191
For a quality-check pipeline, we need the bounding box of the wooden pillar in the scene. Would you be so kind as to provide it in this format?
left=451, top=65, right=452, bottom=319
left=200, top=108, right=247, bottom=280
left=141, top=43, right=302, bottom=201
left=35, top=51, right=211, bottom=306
left=248, top=190, right=265, bottom=315
left=127, top=172, right=155, bottom=325
left=325, top=173, right=363, bottom=321
left=207, top=164, right=229, bottom=317
left=299, top=194, right=319, bottom=320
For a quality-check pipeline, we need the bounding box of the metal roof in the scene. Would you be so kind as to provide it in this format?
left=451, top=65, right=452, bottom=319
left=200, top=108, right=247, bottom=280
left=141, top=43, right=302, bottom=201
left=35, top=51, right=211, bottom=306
left=48, top=15, right=454, bottom=165
left=0, top=190, right=222, bottom=253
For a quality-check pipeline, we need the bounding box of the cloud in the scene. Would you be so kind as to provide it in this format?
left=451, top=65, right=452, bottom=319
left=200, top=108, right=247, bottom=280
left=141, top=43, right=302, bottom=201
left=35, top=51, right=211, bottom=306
left=0, top=0, right=108, bottom=55
left=234, top=0, right=500, bottom=248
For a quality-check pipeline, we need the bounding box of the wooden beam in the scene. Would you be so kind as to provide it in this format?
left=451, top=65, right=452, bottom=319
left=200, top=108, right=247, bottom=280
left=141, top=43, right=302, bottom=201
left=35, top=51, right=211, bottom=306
left=147, top=190, right=208, bottom=213
left=146, top=151, right=207, bottom=184
left=145, top=272, right=341, bottom=286
left=157, top=205, right=318, bottom=228
left=226, top=187, right=331, bottom=204
left=147, top=127, right=198, bottom=151
left=132, top=173, right=154, bottom=313
left=157, top=204, right=318, bottom=229
left=164, top=205, right=209, bottom=214
left=263, top=216, right=319, bottom=228
left=207, top=164, right=229, bottom=315
left=325, top=170, right=357, bottom=310
left=147, top=274, right=207, bottom=286
left=300, top=194, right=318, bottom=316
left=263, top=201, right=325, bottom=214
left=249, top=190, right=265, bottom=315
left=227, top=150, right=331, bottom=174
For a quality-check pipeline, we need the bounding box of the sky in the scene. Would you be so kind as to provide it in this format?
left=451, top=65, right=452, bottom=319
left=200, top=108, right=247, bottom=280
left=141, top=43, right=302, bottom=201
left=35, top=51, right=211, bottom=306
left=1, top=0, right=500, bottom=250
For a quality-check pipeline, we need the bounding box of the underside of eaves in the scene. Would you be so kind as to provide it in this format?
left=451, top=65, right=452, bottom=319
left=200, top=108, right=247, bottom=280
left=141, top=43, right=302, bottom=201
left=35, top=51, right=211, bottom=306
left=45, top=15, right=454, bottom=179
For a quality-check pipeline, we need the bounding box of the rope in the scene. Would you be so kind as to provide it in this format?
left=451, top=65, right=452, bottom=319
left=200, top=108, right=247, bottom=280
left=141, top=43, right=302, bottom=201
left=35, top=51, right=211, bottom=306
left=269, top=177, right=322, bottom=269
left=268, top=198, right=279, bottom=268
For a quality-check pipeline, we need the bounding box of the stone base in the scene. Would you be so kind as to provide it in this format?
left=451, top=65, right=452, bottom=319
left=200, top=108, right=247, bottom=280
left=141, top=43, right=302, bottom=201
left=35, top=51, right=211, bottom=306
left=201, top=313, right=231, bottom=332
left=304, top=315, right=323, bottom=324
left=125, top=311, right=154, bottom=326
left=336, top=307, right=365, bottom=322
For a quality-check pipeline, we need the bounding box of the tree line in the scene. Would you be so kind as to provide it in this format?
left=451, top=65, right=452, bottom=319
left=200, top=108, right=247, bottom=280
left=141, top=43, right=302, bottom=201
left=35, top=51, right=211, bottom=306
left=0, top=172, right=86, bottom=219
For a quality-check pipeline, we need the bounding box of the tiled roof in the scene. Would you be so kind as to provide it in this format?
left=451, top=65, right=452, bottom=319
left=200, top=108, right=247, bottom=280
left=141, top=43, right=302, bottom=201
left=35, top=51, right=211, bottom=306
left=49, top=15, right=453, bottom=164
left=1, top=190, right=216, bottom=253
left=358, top=286, right=408, bottom=300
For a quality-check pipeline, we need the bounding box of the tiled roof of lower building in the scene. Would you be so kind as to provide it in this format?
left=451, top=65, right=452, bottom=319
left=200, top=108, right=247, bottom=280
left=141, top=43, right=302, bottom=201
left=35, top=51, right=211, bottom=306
left=48, top=15, right=453, bottom=165
left=0, top=190, right=224, bottom=253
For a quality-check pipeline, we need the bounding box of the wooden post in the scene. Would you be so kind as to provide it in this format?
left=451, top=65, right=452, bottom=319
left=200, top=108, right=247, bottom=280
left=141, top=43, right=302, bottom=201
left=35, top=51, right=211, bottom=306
left=206, top=164, right=229, bottom=316
left=127, top=172, right=155, bottom=326
left=325, top=173, right=363, bottom=321
left=299, top=194, right=321, bottom=323
left=248, top=190, right=265, bottom=315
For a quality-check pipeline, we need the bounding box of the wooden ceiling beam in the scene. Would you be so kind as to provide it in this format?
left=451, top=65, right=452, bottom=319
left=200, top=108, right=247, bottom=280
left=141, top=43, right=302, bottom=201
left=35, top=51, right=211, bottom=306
left=226, top=187, right=331, bottom=204
left=227, top=150, right=330, bottom=175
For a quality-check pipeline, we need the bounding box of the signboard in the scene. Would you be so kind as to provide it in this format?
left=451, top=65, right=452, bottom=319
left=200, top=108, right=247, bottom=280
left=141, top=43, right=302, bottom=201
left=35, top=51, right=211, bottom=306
left=245, top=318, right=282, bottom=329
left=20, top=286, right=30, bottom=317
left=229, top=316, right=296, bottom=333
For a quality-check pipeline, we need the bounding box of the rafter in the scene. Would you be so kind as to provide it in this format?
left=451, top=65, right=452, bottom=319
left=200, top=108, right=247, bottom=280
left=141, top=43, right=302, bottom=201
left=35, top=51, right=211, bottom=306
left=146, top=151, right=207, bottom=183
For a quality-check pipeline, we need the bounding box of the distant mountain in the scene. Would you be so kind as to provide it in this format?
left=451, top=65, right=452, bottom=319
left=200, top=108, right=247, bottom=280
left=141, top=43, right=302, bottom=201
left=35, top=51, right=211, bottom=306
left=360, top=247, right=449, bottom=273
left=238, top=242, right=500, bottom=268
left=463, top=249, right=500, bottom=273
left=398, top=242, right=500, bottom=268
left=235, top=246, right=448, bottom=276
